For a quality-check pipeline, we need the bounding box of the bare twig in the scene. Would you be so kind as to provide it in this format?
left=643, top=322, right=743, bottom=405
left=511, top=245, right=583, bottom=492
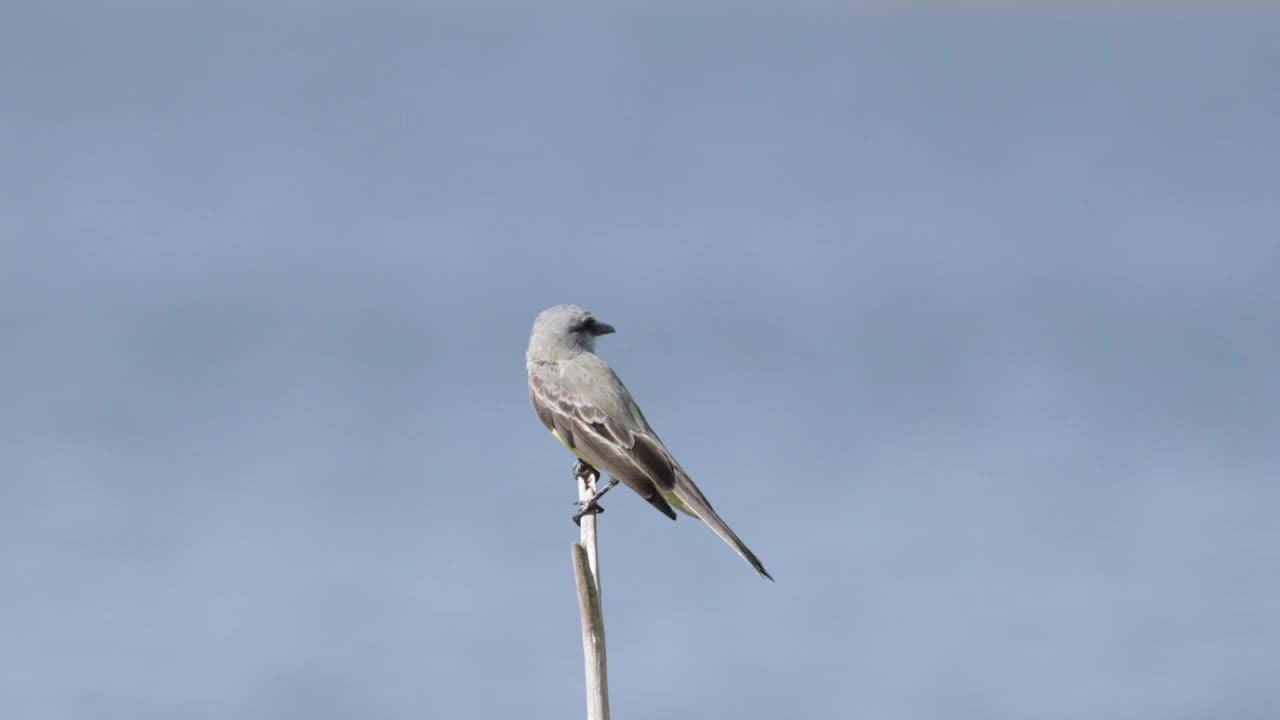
left=572, top=467, right=610, bottom=720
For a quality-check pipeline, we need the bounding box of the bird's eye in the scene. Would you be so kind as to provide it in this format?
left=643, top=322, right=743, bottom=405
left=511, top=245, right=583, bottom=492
left=577, top=319, right=595, bottom=332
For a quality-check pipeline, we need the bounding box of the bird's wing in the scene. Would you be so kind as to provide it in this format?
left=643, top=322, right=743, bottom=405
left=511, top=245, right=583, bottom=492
left=529, top=363, right=678, bottom=519
left=530, top=360, right=772, bottom=579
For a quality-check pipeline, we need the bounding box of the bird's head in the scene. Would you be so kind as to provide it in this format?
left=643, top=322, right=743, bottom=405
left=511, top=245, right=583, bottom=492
left=527, top=304, right=616, bottom=361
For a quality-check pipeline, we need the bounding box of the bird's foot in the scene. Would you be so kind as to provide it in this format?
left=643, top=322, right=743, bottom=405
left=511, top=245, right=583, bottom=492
left=572, top=478, right=620, bottom=525
left=572, top=459, right=598, bottom=482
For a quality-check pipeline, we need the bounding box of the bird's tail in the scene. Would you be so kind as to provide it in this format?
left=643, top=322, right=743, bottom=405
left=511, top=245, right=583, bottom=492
left=665, top=471, right=773, bottom=581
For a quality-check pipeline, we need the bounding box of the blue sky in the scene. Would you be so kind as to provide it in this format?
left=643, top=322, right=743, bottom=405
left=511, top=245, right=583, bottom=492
left=2, top=6, right=1278, bottom=719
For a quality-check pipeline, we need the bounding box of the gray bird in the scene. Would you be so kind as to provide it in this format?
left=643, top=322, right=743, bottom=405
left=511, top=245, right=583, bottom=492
left=526, top=304, right=772, bottom=580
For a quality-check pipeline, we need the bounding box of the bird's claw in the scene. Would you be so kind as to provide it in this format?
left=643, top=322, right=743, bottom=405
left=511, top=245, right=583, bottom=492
left=571, top=459, right=601, bottom=524
left=572, top=500, right=605, bottom=526
left=570, top=477, right=621, bottom=525
left=572, top=459, right=598, bottom=482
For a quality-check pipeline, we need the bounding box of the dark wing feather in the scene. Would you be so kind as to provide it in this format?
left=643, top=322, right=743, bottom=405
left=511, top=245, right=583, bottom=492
left=530, top=369, right=677, bottom=520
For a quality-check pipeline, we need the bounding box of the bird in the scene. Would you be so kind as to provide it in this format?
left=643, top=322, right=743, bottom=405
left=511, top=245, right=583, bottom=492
left=526, top=304, right=772, bottom=580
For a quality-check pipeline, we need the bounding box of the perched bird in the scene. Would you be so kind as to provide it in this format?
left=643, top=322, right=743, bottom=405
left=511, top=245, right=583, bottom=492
left=526, top=304, right=771, bottom=580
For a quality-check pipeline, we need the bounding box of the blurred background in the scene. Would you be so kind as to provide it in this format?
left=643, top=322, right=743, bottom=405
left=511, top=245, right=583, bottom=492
left=2, top=3, right=1278, bottom=719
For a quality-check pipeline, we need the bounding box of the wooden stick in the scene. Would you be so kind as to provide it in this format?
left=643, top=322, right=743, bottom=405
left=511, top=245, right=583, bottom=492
left=572, top=468, right=610, bottom=720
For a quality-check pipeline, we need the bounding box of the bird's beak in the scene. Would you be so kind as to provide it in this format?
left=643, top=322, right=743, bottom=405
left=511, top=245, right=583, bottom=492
left=590, top=321, right=616, bottom=336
